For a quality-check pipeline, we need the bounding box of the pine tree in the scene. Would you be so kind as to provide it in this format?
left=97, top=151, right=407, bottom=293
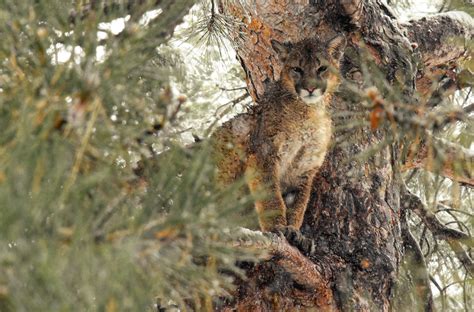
left=0, top=0, right=472, bottom=311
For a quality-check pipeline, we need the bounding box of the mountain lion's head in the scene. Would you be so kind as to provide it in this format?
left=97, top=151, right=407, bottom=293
left=271, top=35, right=346, bottom=104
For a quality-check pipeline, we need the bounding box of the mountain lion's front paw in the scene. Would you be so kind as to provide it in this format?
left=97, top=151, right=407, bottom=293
left=280, top=226, right=316, bottom=257
left=280, top=226, right=301, bottom=244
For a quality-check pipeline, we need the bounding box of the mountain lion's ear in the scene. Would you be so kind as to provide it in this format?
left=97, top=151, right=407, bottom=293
left=271, top=39, right=292, bottom=62
left=327, top=35, right=346, bottom=62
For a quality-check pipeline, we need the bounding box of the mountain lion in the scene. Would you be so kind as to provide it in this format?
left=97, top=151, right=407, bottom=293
left=212, top=35, right=346, bottom=232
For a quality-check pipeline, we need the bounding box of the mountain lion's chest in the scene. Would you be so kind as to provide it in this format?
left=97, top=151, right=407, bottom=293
left=275, top=106, right=331, bottom=180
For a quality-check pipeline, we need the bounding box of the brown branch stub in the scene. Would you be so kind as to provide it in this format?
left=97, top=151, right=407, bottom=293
left=402, top=191, right=474, bottom=275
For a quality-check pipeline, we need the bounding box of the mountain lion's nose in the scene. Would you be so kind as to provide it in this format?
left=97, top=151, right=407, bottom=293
left=306, top=87, right=316, bottom=94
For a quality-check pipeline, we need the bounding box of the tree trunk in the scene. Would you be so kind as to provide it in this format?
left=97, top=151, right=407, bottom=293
left=218, top=1, right=473, bottom=311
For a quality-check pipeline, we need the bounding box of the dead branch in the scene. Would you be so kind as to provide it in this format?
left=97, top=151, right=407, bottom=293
left=437, top=202, right=474, bottom=218
left=429, top=275, right=447, bottom=310
left=402, top=191, right=474, bottom=275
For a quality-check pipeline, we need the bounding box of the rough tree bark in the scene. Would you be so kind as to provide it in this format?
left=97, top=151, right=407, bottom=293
left=217, top=1, right=473, bottom=311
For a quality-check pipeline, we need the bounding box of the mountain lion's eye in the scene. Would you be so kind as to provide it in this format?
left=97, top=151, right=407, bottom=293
left=318, top=66, right=328, bottom=73
left=292, top=67, right=303, bottom=74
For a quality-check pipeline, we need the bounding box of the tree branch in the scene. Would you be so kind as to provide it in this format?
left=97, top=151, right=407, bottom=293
left=402, top=191, right=474, bottom=275
left=405, top=12, right=473, bottom=69
left=403, top=133, right=474, bottom=187
left=233, top=228, right=328, bottom=290
left=404, top=12, right=474, bottom=97
left=229, top=228, right=336, bottom=310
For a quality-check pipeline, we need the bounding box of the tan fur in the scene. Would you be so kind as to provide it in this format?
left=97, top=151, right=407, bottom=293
left=212, top=36, right=345, bottom=232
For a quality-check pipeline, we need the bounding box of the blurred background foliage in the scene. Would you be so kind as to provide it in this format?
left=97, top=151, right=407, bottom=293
left=0, top=0, right=471, bottom=311
left=0, top=1, right=257, bottom=311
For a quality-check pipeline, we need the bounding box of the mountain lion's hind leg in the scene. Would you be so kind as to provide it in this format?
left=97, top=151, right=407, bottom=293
left=245, top=154, right=287, bottom=232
